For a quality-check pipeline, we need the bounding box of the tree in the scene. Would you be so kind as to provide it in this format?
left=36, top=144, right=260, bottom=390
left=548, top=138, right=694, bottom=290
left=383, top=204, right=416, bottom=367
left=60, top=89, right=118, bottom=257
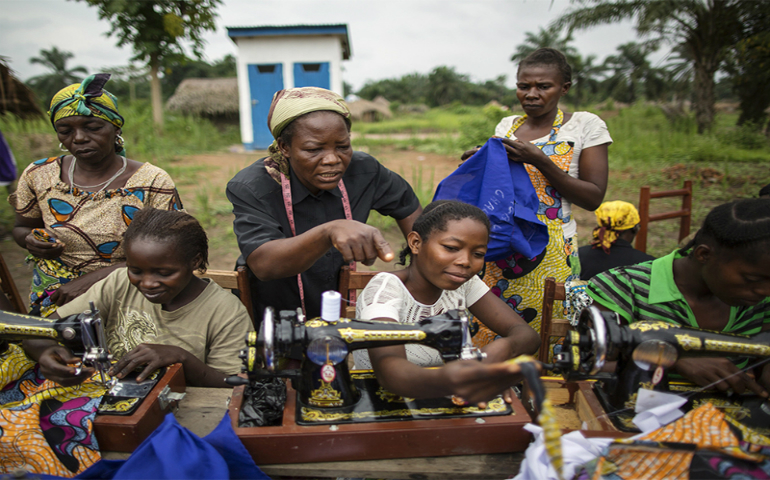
left=78, top=0, right=221, bottom=127
left=510, top=27, right=578, bottom=64
left=555, top=0, right=746, bottom=133
left=601, top=42, right=665, bottom=103
left=26, top=47, right=88, bottom=104
left=568, top=54, right=605, bottom=109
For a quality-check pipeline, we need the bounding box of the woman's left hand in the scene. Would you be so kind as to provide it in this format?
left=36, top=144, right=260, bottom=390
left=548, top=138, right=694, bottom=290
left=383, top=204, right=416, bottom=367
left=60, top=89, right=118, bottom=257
left=110, top=344, right=187, bottom=382
left=500, top=137, right=549, bottom=169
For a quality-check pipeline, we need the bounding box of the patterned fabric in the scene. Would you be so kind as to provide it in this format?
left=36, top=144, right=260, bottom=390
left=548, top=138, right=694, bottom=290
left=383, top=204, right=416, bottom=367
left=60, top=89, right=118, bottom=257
left=11, top=156, right=183, bottom=316
left=591, top=201, right=641, bottom=253
left=588, top=249, right=770, bottom=369
left=475, top=110, right=580, bottom=343
left=264, top=87, right=351, bottom=184
left=575, top=403, right=770, bottom=480
left=0, top=343, right=106, bottom=476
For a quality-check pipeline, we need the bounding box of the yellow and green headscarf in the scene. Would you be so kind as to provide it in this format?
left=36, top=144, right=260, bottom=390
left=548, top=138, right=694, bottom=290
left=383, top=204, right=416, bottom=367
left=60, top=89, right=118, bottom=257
left=264, top=87, right=351, bottom=184
left=48, top=73, right=126, bottom=156
left=590, top=200, right=641, bottom=253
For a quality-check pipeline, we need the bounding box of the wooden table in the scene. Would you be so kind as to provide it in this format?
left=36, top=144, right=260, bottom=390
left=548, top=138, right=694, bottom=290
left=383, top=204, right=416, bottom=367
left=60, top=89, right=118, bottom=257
left=105, top=387, right=525, bottom=479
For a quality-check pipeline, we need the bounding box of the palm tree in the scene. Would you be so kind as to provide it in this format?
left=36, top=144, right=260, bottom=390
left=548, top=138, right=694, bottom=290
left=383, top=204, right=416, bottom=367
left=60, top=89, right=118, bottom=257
left=27, top=47, right=88, bottom=104
left=510, top=28, right=579, bottom=64
left=554, top=0, right=746, bottom=133
left=602, top=42, right=664, bottom=104
left=569, top=54, right=606, bottom=109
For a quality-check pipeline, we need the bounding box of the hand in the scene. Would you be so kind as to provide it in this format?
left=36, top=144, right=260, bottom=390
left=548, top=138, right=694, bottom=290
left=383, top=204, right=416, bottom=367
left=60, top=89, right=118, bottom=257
left=38, top=345, right=93, bottom=387
left=500, top=137, right=549, bottom=169
left=460, top=146, right=482, bottom=164
left=442, top=360, right=527, bottom=405
left=24, top=231, right=65, bottom=259
left=327, top=220, right=394, bottom=266
left=110, top=344, right=187, bottom=382
left=675, top=357, right=768, bottom=397
left=51, top=274, right=98, bottom=306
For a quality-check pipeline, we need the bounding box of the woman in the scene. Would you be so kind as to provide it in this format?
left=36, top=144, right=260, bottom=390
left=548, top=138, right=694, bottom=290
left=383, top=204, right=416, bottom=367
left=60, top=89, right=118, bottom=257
left=227, top=87, right=422, bottom=319
left=11, top=73, right=183, bottom=316
left=588, top=198, right=770, bottom=395
left=465, top=48, right=612, bottom=344
left=578, top=200, right=654, bottom=280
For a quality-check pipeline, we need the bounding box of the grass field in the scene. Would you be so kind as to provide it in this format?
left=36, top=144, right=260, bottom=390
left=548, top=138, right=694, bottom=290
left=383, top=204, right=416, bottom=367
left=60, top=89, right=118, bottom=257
left=1, top=101, right=768, bottom=264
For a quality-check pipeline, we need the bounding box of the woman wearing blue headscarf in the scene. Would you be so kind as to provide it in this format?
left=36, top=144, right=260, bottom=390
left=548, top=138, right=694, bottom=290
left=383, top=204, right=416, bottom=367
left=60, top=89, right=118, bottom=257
left=10, top=73, right=183, bottom=316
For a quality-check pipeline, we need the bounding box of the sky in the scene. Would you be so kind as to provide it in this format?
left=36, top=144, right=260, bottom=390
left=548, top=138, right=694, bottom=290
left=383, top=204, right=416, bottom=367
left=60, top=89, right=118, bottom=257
left=0, top=0, right=654, bottom=91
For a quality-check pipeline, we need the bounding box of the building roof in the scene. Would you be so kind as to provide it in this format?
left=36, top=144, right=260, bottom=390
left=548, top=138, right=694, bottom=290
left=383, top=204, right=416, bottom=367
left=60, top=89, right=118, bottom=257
left=166, top=78, right=239, bottom=116
left=226, top=24, right=351, bottom=60
left=0, top=56, right=44, bottom=119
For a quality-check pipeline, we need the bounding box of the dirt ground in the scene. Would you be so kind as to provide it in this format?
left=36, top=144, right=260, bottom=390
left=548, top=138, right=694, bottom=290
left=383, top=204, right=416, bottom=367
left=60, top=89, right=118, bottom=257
left=0, top=146, right=596, bottom=300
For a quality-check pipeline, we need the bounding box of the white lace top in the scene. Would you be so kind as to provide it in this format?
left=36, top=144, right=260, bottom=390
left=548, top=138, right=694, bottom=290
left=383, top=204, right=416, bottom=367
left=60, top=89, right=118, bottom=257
left=352, top=272, right=489, bottom=369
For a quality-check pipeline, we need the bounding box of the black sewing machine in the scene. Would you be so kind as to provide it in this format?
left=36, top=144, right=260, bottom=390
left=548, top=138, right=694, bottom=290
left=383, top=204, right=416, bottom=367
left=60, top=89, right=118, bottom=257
left=229, top=304, right=520, bottom=426
left=549, top=305, right=770, bottom=432
left=0, top=306, right=175, bottom=416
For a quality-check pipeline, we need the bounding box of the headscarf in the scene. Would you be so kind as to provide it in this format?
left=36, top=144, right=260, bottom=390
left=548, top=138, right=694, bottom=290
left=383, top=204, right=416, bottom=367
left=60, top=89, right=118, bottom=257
left=264, top=87, right=351, bottom=184
left=590, top=200, right=641, bottom=253
left=48, top=73, right=126, bottom=156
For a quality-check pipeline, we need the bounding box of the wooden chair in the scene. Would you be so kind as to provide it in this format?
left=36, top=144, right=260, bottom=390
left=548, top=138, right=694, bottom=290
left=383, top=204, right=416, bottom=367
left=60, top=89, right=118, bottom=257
left=635, top=180, right=693, bottom=254
left=0, top=251, right=27, bottom=314
left=197, top=266, right=254, bottom=324
left=538, top=277, right=568, bottom=363
left=338, top=265, right=378, bottom=318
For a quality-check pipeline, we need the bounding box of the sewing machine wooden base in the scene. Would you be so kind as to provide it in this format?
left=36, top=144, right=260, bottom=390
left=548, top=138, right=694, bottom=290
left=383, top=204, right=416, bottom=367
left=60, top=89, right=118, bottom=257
left=93, top=363, right=186, bottom=452
left=228, top=379, right=533, bottom=464
left=520, top=377, right=633, bottom=438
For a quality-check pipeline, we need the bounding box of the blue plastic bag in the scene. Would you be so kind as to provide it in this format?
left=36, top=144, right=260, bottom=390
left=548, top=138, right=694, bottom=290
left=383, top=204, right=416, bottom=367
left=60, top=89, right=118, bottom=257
left=433, top=137, right=547, bottom=261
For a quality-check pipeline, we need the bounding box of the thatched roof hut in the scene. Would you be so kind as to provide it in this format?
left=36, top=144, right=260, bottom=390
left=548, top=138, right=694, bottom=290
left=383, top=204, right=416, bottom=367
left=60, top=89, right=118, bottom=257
left=348, top=97, right=392, bottom=122
left=166, top=78, right=239, bottom=118
left=0, top=57, right=44, bottom=119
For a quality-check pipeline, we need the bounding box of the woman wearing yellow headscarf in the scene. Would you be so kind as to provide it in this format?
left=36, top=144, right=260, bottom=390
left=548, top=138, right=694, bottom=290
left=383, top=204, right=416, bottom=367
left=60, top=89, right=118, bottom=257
left=11, top=73, right=183, bottom=316
left=227, top=87, right=422, bottom=318
left=578, top=200, right=654, bottom=280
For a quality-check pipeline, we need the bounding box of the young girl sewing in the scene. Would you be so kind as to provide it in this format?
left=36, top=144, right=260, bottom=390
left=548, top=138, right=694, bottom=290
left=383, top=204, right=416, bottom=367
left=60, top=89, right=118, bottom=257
left=353, top=200, right=540, bottom=404
left=588, top=198, right=770, bottom=396
left=24, top=208, right=254, bottom=388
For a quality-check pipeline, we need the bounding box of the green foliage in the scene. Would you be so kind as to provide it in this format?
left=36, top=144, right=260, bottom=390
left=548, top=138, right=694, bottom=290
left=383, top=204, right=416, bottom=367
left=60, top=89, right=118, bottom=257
left=26, top=47, right=88, bottom=107
left=459, top=104, right=509, bottom=151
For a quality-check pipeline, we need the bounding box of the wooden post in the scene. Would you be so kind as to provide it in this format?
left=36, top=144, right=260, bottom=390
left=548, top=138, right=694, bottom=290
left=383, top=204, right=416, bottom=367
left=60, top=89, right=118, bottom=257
left=636, top=186, right=651, bottom=253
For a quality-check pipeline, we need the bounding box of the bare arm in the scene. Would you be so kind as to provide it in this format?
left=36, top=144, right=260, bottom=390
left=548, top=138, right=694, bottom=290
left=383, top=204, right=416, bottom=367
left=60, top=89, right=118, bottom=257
left=13, top=214, right=64, bottom=258
left=468, top=291, right=540, bottom=363
left=396, top=207, right=423, bottom=239
left=247, top=219, right=394, bottom=281
left=501, top=139, right=609, bottom=211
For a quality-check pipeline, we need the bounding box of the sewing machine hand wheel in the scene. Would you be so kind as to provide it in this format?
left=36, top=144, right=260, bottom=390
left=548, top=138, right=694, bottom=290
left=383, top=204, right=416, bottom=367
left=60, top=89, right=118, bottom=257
left=261, top=307, right=276, bottom=372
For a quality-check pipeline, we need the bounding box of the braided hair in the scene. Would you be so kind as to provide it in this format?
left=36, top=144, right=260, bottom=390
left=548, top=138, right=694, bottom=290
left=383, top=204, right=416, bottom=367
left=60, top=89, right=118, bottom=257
left=679, top=199, right=770, bottom=258
left=518, top=47, right=572, bottom=85
left=399, top=200, right=491, bottom=265
left=124, top=208, right=209, bottom=272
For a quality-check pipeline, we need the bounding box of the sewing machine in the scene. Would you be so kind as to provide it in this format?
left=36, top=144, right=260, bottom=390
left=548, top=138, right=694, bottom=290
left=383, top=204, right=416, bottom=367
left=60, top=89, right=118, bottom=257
left=0, top=306, right=185, bottom=451
left=226, top=304, right=533, bottom=464
left=548, top=305, right=770, bottom=432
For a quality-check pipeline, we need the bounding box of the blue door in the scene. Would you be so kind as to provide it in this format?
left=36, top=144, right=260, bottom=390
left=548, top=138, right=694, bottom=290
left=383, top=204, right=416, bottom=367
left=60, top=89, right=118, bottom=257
left=293, top=62, right=330, bottom=89
left=247, top=63, right=283, bottom=149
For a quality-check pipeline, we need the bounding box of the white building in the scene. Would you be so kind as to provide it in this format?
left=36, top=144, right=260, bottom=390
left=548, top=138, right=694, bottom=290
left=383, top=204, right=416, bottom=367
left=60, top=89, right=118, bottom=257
left=227, top=24, right=352, bottom=150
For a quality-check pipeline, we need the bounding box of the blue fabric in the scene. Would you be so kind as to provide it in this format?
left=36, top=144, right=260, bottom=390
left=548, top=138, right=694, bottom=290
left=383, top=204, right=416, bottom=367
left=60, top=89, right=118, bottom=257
left=433, top=137, right=547, bottom=261
left=0, top=128, right=17, bottom=185
left=40, top=412, right=269, bottom=480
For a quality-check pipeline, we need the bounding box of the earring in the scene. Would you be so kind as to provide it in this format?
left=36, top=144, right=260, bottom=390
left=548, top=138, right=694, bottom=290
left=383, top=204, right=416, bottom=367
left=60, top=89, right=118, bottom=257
left=115, top=134, right=125, bottom=148
left=59, top=143, right=68, bottom=152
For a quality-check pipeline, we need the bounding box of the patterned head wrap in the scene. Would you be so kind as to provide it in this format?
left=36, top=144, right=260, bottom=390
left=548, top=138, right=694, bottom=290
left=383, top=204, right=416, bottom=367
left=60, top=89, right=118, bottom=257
left=590, top=201, right=641, bottom=253
left=49, top=73, right=126, bottom=156
left=264, top=87, right=351, bottom=184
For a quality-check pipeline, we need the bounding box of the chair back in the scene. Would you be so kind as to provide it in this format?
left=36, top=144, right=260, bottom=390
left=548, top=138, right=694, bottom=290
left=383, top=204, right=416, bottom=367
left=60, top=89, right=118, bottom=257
left=538, top=277, right=568, bottom=363
left=197, top=266, right=254, bottom=324
left=0, top=252, right=26, bottom=314
left=338, top=265, right=378, bottom=318
left=635, top=180, right=693, bottom=253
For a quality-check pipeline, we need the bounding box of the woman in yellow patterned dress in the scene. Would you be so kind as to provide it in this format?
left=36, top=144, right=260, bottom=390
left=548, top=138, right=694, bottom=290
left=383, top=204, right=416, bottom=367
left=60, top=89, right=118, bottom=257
left=464, top=48, right=612, bottom=346
left=10, top=74, right=182, bottom=317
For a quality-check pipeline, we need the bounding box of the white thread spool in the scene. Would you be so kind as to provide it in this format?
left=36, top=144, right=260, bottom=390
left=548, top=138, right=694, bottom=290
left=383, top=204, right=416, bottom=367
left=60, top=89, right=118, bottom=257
left=321, top=291, right=342, bottom=322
